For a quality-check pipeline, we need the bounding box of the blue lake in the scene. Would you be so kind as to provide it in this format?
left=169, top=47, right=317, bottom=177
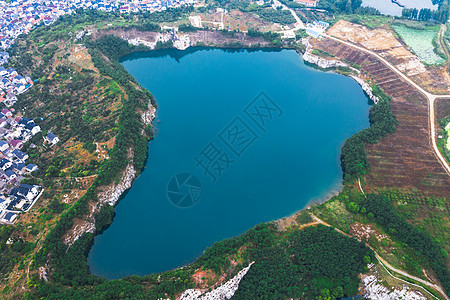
left=87, top=48, right=371, bottom=279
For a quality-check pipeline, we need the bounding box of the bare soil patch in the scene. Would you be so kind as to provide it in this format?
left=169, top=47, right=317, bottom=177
left=327, top=20, right=450, bottom=94
left=68, top=44, right=98, bottom=72
left=313, top=37, right=450, bottom=196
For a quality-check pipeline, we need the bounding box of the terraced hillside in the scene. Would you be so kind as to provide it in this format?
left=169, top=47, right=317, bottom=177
left=313, top=37, right=450, bottom=197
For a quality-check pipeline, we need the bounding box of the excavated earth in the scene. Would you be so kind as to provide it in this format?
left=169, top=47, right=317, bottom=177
left=313, top=37, right=450, bottom=197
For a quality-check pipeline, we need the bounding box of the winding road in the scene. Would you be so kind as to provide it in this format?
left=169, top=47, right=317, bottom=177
left=324, top=34, right=450, bottom=176
left=316, top=34, right=450, bottom=299
left=309, top=214, right=449, bottom=300
left=374, top=253, right=444, bottom=300
left=274, top=0, right=305, bottom=36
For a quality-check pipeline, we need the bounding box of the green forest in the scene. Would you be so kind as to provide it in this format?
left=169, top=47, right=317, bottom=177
left=0, top=3, right=447, bottom=299
left=28, top=223, right=373, bottom=299
left=361, top=194, right=450, bottom=293
left=16, top=33, right=374, bottom=300
left=341, top=96, right=397, bottom=181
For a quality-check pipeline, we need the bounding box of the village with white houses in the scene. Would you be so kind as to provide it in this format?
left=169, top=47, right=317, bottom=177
left=0, top=0, right=199, bottom=52
left=0, top=0, right=199, bottom=103
left=0, top=66, right=34, bottom=106
left=0, top=0, right=327, bottom=226
left=0, top=108, right=56, bottom=225
left=0, top=0, right=201, bottom=226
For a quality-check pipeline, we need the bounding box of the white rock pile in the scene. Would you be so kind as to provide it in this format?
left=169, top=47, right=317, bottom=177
left=179, top=262, right=254, bottom=300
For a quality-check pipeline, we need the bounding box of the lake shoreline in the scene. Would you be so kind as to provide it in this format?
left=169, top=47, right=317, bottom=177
left=88, top=43, right=371, bottom=279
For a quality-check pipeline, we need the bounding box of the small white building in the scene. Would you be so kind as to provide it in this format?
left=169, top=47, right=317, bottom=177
left=0, top=140, right=8, bottom=152
left=294, top=0, right=317, bottom=7
left=31, top=125, right=41, bottom=135
left=2, top=212, right=17, bottom=223
left=45, top=132, right=59, bottom=146
left=15, top=198, right=28, bottom=210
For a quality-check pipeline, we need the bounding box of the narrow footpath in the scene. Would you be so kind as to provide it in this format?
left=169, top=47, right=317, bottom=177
left=309, top=213, right=449, bottom=300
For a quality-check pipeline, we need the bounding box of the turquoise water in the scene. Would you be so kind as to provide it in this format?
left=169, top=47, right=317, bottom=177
left=88, top=48, right=370, bottom=279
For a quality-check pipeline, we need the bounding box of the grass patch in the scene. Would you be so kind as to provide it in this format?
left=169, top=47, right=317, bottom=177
left=338, top=14, right=391, bottom=29
left=296, top=211, right=313, bottom=225
left=437, top=117, right=450, bottom=164
left=312, top=49, right=335, bottom=58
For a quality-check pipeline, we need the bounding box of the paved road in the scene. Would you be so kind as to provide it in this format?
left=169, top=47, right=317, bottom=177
left=375, top=254, right=440, bottom=300
left=285, top=6, right=305, bottom=30
left=375, top=253, right=448, bottom=300
left=309, top=214, right=449, bottom=300
left=325, top=34, right=450, bottom=176
left=274, top=0, right=305, bottom=36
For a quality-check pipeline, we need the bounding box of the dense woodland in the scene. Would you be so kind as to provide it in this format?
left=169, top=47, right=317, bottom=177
left=0, top=4, right=447, bottom=299
left=254, top=8, right=296, bottom=25
left=232, top=225, right=372, bottom=299
left=29, top=223, right=373, bottom=299
left=20, top=32, right=374, bottom=300
left=402, top=0, right=449, bottom=23
left=360, top=194, right=450, bottom=293
left=402, top=7, right=449, bottom=23
left=341, top=91, right=397, bottom=181
left=318, top=0, right=363, bottom=14
left=317, top=0, right=449, bottom=23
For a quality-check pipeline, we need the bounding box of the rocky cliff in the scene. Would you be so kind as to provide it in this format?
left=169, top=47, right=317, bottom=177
left=178, top=262, right=254, bottom=300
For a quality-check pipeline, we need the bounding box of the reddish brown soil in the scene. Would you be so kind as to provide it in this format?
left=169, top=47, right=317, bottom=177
left=436, top=98, right=450, bottom=121
left=314, top=38, right=450, bottom=197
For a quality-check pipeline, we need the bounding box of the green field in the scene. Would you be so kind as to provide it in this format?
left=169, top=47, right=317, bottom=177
left=393, top=24, right=444, bottom=65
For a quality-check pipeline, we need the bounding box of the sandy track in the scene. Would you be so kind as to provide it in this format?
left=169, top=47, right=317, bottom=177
left=325, top=34, right=450, bottom=176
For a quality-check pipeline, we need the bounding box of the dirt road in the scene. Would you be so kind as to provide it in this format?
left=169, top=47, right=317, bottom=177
left=274, top=0, right=305, bottom=36
left=325, top=34, right=450, bottom=177
left=309, top=214, right=449, bottom=300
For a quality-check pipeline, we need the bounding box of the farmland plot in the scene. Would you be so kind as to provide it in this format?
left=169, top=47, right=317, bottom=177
left=393, top=25, right=444, bottom=65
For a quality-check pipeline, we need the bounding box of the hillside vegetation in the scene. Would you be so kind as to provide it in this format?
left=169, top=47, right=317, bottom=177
left=0, top=6, right=448, bottom=300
